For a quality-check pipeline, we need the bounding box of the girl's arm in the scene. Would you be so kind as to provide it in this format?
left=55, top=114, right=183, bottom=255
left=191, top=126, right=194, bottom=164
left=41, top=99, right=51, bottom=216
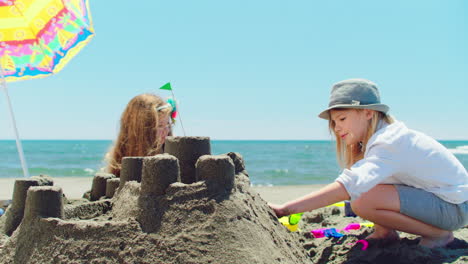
left=269, top=182, right=350, bottom=217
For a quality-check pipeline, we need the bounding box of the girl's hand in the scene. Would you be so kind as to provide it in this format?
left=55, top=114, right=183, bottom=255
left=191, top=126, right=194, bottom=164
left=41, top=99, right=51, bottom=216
left=268, top=203, right=290, bottom=218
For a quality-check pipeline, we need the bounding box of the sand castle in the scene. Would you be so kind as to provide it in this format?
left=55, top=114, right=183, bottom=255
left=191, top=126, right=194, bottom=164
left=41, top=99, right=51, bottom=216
left=1, top=136, right=467, bottom=264
left=0, top=137, right=309, bottom=263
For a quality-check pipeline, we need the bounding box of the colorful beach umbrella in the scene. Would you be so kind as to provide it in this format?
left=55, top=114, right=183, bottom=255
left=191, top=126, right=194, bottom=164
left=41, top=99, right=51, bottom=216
left=0, top=0, right=95, bottom=177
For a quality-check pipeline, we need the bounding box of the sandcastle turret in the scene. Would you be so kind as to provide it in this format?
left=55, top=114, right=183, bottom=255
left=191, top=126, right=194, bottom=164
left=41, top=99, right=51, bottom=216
left=141, top=154, right=180, bottom=196
left=90, top=173, right=115, bottom=201
left=119, top=157, right=145, bottom=188
left=24, top=186, right=63, bottom=219
left=196, top=155, right=235, bottom=194
left=4, top=179, right=39, bottom=235
left=164, top=136, right=211, bottom=184
left=226, top=152, right=247, bottom=175
left=133, top=154, right=180, bottom=233
left=106, top=178, right=121, bottom=198
left=3, top=176, right=58, bottom=235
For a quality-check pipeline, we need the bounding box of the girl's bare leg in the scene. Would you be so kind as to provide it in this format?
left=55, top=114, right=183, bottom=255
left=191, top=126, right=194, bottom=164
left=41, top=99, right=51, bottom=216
left=351, top=184, right=454, bottom=248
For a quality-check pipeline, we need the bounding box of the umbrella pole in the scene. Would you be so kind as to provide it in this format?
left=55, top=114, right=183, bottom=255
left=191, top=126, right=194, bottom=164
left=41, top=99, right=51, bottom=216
left=0, top=67, right=30, bottom=178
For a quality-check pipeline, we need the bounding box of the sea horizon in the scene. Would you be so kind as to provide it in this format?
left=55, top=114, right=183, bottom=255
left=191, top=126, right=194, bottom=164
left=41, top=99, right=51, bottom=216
left=1, top=140, right=467, bottom=186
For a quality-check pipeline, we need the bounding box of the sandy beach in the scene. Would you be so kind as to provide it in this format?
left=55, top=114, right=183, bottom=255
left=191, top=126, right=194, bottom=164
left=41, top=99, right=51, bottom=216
left=0, top=177, right=325, bottom=204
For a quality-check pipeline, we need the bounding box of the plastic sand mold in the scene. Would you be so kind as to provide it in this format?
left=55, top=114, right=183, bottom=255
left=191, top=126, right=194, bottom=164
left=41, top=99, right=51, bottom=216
left=348, top=240, right=369, bottom=250
left=326, top=202, right=345, bottom=207
left=311, top=222, right=374, bottom=238
left=279, top=213, right=303, bottom=232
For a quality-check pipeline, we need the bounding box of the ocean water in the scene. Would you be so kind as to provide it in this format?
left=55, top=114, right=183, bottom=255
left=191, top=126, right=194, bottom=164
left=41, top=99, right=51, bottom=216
left=0, top=140, right=467, bottom=186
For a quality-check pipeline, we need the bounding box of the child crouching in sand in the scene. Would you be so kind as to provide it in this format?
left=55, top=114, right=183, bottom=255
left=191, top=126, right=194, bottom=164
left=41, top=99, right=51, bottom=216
left=269, top=79, right=468, bottom=248
left=105, top=93, right=175, bottom=177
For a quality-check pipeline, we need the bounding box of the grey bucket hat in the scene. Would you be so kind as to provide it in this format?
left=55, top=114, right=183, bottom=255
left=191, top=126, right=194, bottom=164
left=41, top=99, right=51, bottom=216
left=318, top=78, right=390, bottom=120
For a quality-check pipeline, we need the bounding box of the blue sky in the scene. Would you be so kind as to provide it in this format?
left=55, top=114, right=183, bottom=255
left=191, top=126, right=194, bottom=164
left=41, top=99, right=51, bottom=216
left=1, top=0, right=467, bottom=140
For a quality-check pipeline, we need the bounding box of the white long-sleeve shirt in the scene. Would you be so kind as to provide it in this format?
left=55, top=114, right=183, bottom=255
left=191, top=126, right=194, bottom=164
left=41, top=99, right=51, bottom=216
left=335, top=120, right=468, bottom=204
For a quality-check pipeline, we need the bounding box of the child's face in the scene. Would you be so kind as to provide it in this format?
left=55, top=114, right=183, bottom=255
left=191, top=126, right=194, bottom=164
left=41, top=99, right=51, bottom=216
left=330, top=109, right=373, bottom=146
left=157, top=114, right=171, bottom=143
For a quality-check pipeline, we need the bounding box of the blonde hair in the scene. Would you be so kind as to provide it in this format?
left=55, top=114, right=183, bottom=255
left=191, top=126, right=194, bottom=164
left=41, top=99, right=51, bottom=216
left=106, top=94, right=172, bottom=177
left=329, top=109, right=394, bottom=168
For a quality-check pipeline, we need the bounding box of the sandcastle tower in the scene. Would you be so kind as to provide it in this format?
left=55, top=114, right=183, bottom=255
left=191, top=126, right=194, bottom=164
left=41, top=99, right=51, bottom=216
left=119, top=157, right=144, bottom=188
left=195, top=154, right=235, bottom=193
left=3, top=175, right=54, bottom=236
left=23, top=186, right=63, bottom=220
left=140, top=154, right=180, bottom=196
left=90, top=173, right=115, bottom=201
left=3, top=179, right=39, bottom=235
left=164, top=136, right=211, bottom=184
left=105, top=178, right=120, bottom=198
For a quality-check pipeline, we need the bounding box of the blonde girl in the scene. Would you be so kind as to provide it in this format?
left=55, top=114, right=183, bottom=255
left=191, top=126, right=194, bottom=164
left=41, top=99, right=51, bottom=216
left=269, top=79, right=468, bottom=248
left=105, top=93, right=174, bottom=177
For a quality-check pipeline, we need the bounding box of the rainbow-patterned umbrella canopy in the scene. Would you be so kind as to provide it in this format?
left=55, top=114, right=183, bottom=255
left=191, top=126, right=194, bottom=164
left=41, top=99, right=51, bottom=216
left=0, top=0, right=94, bottom=178
left=0, top=0, right=94, bottom=82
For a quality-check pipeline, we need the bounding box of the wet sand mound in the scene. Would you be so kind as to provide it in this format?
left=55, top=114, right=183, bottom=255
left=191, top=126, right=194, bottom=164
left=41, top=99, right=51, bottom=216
left=0, top=137, right=309, bottom=264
